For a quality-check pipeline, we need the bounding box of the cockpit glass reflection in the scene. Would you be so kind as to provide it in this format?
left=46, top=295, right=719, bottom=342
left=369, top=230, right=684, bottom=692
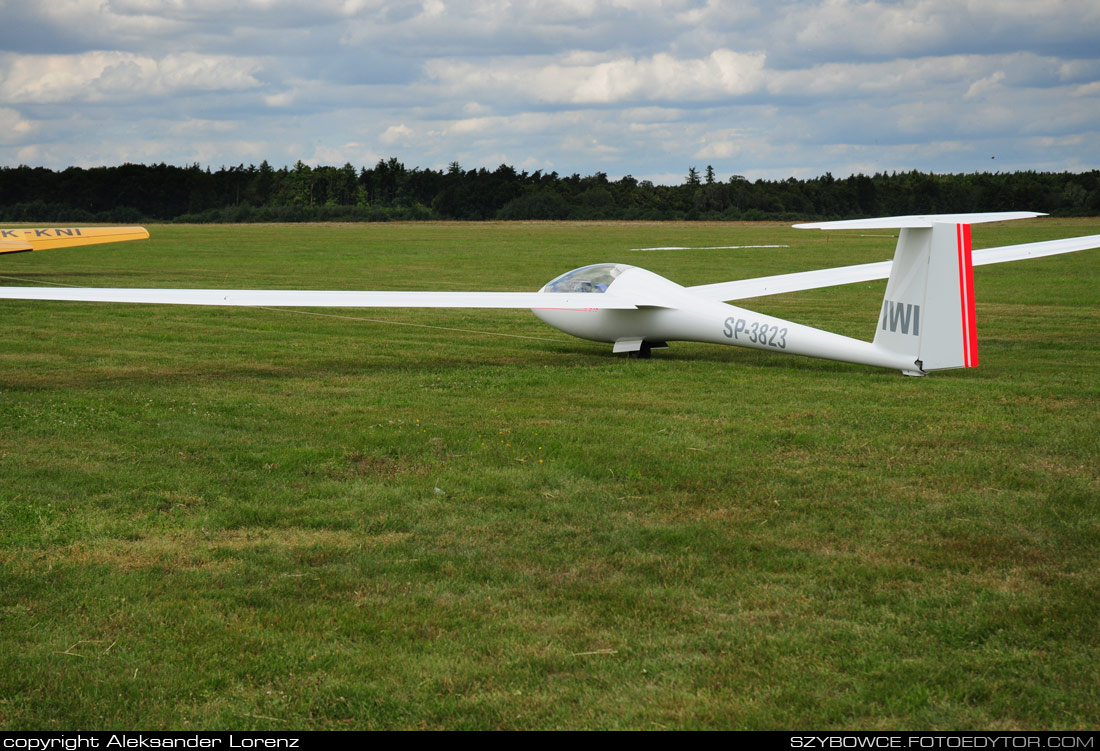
left=540, top=264, right=630, bottom=293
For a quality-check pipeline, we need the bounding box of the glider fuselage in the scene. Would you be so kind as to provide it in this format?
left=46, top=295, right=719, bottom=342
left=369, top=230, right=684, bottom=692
left=531, top=265, right=920, bottom=372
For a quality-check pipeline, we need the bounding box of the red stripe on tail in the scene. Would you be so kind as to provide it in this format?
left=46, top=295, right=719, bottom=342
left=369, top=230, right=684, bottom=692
left=956, top=224, right=978, bottom=367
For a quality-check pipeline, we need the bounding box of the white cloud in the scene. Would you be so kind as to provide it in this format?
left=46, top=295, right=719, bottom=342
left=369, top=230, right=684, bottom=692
left=696, top=140, right=742, bottom=160
left=0, top=108, right=37, bottom=144
left=379, top=124, right=414, bottom=145
left=425, top=49, right=767, bottom=105
left=771, top=0, right=1100, bottom=64
left=264, top=91, right=297, bottom=107
left=763, top=53, right=1066, bottom=100
left=0, top=52, right=263, bottom=104
left=1072, top=81, right=1100, bottom=97
left=559, top=134, right=621, bottom=156
left=964, top=71, right=1007, bottom=100
left=166, top=119, right=240, bottom=135
left=308, top=142, right=379, bottom=166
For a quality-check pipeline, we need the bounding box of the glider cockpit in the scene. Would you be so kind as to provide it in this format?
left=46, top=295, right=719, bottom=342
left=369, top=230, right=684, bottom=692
left=539, top=263, right=631, bottom=294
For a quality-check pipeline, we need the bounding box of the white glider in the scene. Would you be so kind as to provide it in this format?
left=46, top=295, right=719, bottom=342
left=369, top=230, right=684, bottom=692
left=1, top=212, right=1097, bottom=376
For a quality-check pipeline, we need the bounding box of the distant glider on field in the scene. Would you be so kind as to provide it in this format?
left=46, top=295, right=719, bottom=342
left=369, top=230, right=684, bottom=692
left=0, top=226, right=149, bottom=254
left=0, top=213, right=1097, bottom=376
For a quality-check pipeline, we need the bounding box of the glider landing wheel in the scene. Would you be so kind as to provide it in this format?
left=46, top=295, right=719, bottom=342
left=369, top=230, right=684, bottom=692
left=628, top=343, right=654, bottom=359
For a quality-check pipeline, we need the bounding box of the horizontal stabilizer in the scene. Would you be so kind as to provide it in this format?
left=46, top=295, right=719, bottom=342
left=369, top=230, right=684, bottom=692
left=794, top=212, right=1045, bottom=230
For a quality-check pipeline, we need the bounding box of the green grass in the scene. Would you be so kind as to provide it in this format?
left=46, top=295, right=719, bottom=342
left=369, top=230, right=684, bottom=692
left=1, top=220, right=1098, bottom=730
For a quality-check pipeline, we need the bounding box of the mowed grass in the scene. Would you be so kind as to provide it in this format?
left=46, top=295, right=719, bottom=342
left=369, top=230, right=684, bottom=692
left=0, top=220, right=1097, bottom=730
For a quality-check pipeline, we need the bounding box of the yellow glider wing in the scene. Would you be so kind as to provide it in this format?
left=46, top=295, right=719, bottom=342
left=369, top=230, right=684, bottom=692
left=0, top=226, right=149, bottom=255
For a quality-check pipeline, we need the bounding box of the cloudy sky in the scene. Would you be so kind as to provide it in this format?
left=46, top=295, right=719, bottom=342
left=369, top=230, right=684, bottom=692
left=1, top=0, right=1098, bottom=183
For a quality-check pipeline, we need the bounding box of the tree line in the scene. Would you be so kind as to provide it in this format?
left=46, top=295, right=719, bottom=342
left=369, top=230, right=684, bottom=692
left=1, top=159, right=1097, bottom=223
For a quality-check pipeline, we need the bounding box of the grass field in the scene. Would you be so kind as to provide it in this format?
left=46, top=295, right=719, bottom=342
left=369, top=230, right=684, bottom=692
left=1, top=220, right=1098, bottom=730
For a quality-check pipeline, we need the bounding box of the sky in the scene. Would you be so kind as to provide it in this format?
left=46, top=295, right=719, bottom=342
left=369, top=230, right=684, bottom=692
left=1, top=0, right=1098, bottom=184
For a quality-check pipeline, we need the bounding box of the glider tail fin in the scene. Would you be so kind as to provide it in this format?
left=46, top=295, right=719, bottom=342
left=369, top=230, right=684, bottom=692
left=873, top=222, right=978, bottom=374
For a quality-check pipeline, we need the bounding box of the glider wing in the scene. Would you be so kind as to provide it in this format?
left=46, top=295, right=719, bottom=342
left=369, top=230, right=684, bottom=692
left=0, top=227, right=150, bottom=254
left=689, top=213, right=1100, bottom=302
left=0, top=287, right=642, bottom=310
left=687, top=260, right=894, bottom=301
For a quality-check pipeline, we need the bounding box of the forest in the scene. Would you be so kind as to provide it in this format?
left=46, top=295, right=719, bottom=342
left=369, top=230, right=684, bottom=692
left=2, top=159, right=1098, bottom=222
